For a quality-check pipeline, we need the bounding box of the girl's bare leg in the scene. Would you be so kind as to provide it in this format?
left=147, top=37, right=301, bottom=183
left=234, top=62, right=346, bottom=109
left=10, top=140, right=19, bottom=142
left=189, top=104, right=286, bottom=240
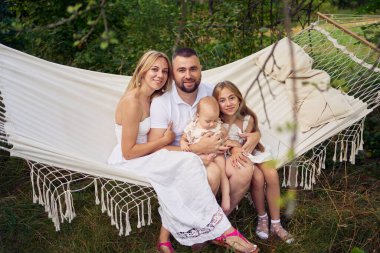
left=257, top=163, right=294, bottom=243
left=250, top=167, right=269, bottom=239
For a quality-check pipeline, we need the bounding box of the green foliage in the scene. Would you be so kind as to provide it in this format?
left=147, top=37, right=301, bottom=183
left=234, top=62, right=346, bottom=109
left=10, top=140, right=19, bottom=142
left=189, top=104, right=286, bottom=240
left=0, top=0, right=323, bottom=74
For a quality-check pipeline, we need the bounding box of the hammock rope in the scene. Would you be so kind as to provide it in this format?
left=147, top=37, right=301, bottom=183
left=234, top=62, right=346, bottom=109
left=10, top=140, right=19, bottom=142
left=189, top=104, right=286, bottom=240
left=1, top=14, right=379, bottom=234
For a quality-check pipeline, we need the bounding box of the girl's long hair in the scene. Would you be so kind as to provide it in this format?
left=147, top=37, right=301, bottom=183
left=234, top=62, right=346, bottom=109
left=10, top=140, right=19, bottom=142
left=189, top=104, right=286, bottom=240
left=213, top=80, right=265, bottom=152
left=126, top=50, right=172, bottom=99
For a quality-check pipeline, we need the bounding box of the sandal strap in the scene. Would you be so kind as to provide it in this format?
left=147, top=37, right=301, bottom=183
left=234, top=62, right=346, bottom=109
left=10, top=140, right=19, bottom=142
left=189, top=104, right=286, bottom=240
left=215, top=228, right=248, bottom=243
left=157, top=241, right=174, bottom=253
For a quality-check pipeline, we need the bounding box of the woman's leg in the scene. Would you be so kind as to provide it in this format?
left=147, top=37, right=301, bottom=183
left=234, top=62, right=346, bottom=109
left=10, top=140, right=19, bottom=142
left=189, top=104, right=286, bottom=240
left=214, top=155, right=230, bottom=212
left=224, top=157, right=254, bottom=216
left=158, top=226, right=173, bottom=253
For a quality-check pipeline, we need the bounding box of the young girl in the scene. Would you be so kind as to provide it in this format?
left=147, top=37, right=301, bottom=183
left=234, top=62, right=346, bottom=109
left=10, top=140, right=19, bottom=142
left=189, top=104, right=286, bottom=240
left=213, top=80, right=294, bottom=244
left=180, top=96, right=230, bottom=212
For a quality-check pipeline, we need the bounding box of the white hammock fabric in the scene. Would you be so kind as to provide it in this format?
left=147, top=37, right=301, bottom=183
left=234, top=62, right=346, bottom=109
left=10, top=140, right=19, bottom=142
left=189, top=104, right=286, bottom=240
left=1, top=21, right=379, bottom=234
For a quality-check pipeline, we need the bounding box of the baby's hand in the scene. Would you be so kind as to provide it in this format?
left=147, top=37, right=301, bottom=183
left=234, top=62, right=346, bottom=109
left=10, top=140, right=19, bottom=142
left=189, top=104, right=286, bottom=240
left=181, top=143, right=191, bottom=152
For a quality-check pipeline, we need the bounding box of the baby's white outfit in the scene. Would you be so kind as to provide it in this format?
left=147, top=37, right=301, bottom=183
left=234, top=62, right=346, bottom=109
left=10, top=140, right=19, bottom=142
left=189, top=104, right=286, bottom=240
left=184, top=118, right=223, bottom=144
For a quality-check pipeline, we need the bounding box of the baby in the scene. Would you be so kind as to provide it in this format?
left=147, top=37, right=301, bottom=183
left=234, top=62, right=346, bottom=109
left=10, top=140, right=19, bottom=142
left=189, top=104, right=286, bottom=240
left=180, top=96, right=230, bottom=212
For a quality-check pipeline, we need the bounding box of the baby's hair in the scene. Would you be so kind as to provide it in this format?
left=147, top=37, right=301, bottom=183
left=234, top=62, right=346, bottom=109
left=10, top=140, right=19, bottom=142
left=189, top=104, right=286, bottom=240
left=197, top=96, right=220, bottom=115
left=213, top=80, right=265, bottom=152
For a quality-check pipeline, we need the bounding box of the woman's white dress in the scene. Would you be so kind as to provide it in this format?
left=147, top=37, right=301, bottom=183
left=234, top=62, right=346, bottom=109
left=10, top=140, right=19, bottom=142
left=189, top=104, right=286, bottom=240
left=107, top=117, right=230, bottom=246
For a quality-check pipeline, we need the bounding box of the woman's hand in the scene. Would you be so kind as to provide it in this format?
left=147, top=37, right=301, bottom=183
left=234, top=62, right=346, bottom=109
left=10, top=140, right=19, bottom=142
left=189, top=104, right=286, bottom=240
left=239, top=131, right=260, bottom=154
left=162, top=121, right=175, bottom=144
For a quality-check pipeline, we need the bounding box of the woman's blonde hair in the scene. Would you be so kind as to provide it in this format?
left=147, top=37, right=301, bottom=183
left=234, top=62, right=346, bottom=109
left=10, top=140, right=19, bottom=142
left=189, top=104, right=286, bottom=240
left=127, top=50, right=172, bottom=99
left=213, top=80, right=265, bottom=152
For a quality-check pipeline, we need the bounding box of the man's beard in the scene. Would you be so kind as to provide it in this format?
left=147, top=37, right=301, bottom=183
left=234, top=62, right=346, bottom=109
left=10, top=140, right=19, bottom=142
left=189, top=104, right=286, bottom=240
left=176, top=79, right=201, bottom=93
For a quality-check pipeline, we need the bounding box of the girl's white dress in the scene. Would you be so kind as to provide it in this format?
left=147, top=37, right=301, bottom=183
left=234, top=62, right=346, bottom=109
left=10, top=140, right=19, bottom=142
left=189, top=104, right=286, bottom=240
left=223, top=115, right=272, bottom=163
left=107, top=117, right=230, bottom=246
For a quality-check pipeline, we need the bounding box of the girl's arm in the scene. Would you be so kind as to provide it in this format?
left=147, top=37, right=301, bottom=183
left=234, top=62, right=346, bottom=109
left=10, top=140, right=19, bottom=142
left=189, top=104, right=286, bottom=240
left=120, top=99, right=174, bottom=160
left=240, top=116, right=261, bottom=153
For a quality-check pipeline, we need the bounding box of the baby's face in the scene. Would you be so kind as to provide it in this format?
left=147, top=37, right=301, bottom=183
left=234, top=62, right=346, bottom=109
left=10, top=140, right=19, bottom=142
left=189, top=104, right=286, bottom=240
left=197, top=109, right=219, bottom=130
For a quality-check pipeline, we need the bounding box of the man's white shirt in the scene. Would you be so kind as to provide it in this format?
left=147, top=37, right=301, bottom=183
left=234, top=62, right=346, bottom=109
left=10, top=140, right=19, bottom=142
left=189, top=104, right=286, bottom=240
left=150, top=82, right=214, bottom=146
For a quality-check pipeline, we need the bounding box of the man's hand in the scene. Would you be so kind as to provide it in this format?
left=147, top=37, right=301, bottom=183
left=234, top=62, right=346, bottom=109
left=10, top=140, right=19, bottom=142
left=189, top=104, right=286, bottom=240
left=239, top=131, right=260, bottom=154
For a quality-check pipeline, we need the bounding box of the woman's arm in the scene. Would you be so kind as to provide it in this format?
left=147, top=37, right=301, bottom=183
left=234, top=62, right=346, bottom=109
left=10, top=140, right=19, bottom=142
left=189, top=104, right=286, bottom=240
left=120, top=99, right=174, bottom=160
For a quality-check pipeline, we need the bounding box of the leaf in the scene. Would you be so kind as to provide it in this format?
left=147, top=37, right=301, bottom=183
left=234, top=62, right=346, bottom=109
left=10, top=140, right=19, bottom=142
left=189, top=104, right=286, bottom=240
left=100, top=41, right=109, bottom=50
left=350, top=247, right=365, bottom=253
left=67, top=6, right=75, bottom=13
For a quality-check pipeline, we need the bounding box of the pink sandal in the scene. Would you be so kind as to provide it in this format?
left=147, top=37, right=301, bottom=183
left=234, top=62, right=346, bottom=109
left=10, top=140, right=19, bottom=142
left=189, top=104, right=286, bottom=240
left=157, top=241, right=174, bottom=253
left=213, top=228, right=259, bottom=253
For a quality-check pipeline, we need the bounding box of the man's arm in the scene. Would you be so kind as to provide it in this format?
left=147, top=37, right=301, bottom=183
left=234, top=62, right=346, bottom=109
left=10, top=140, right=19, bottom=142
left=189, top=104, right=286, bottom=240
left=189, top=132, right=228, bottom=154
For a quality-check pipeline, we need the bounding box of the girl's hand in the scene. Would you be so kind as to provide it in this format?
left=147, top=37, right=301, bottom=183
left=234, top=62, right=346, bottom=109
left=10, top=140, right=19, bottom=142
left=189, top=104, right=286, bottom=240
left=239, top=131, right=260, bottom=154
left=229, top=147, right=249, bottom=168
left=163, top=121, right=175, bottom=144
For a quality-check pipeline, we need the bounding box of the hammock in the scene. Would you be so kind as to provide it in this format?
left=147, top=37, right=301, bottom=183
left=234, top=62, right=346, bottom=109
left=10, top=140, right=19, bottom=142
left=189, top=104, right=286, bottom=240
left=1, top=14, right=379, bottom=235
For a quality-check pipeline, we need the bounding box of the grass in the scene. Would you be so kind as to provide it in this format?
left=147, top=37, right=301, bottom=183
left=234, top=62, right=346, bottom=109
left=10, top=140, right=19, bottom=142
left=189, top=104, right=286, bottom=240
left=1, top=142, right=379, bottom=252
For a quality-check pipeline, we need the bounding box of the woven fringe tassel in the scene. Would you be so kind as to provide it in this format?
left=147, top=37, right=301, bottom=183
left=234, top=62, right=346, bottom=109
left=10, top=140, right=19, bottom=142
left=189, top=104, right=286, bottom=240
left=58, top=193, right=64, bottom=223
left=286, top=166, right=291, bottom=187
left=101, top=185, right=106, bottom=213
left=125, top=211, right=132, bottom=236
left=110, top=197, right=115, bottom=226
left=359, top=120, right=364, bottom=151
left=147, top=198, right=152, bottom=225
left=106, top=191, right=111, bottom=216
left=136, top=202, right=141, bottom=228
left=64, top=184, right=76, bottom=223
left=282, top=167, right=286, bottom=187
left=37, top=174, right=43, bottom=205
left=333, top=141, right=337, bottom=162
left=294, top=167, right=299, bottom=187
left=300, top=166, right=304, bottom=188
left=30, top=167, right=38, bottom=203
left=118, top=209, right=124, bottom=236
left=114, top=202, right=119, bottom=229
left=94, top=179, right=100, bottom=205
left=141, top=201, right=146, bottom=227
left=303, top=169, right=308, bottom=190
